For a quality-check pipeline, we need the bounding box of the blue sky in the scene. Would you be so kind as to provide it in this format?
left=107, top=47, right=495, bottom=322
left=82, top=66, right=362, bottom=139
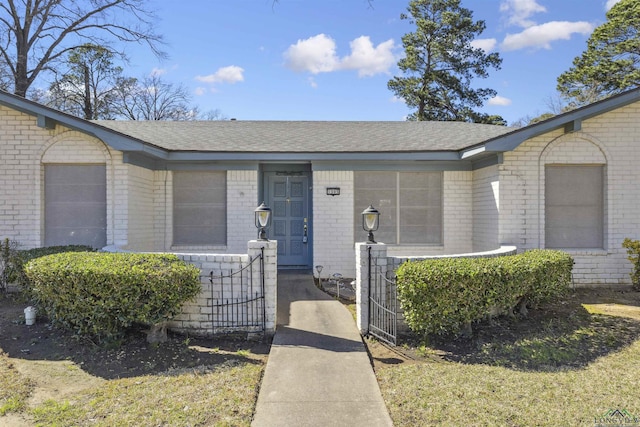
left=123, top=0, right=621, bottom=125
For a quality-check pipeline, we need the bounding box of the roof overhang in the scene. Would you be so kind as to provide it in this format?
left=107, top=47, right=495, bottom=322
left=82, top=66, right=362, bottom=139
left=0, top=89, right=162, bottom=154
left=4, top=87, right=638, bottom=172
left=462, top=88, right=640, bottom=160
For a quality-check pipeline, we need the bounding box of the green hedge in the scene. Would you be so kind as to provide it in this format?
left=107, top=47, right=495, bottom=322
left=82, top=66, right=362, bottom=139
left=25, top=252, right=201, bottom=344
left=396, top=250, right=574, bottom=336
left=622, top=238, right=640, bottom=291
left=12, top=245, right=95, bottom=294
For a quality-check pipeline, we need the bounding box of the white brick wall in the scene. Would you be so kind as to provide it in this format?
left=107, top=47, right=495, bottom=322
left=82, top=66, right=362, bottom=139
left=168, top=240, right=278, bottom=336
left=313, top=170, right=356, bottom=277
left=0, top=106, right=42, bottom=247
left=0, top=107, right=257, bottom=255
left=473, top=165, right=500, bottom=251
left=313, top=170, right=475, bottom=278
left=4, top=99, right=640, bottom=287
left=0, top=106, right=119, bottom=248
left=126, top=164, right=155, bottom=251
left=443, top=170, right=473, bottom=254
left=500, top=102, right=640, bottom=285
left=153, top=170, right=171, bottom=251
left=227, top=170, right=259, bottom=253
left=148, top=169, right=257, bottom=253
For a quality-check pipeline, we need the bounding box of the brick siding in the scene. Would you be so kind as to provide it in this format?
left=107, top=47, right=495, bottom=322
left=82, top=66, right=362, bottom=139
left=499, top=103, right=640, bottom=285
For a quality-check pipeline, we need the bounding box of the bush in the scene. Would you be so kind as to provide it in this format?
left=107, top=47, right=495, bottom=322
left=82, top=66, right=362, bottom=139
left=622, top=238, right=640, bottom=291
left=25, top=252, right=201, bottom=344
left=396, top=250, right=574, bottom=336
left=0, top=238, right=20, bottom=294
left=13, top=245, right=95, bottom=296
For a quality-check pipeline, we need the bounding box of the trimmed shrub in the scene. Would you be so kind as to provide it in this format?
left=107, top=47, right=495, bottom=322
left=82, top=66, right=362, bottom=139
left=25, top=252, right=201, bottom=344
left=622, top=238, right=640, bottom=291
left=13, top=245, right=95, bottom=296
left=0, top=238, right=19, bottom=294
left=396, top=250, right=573, bottom=336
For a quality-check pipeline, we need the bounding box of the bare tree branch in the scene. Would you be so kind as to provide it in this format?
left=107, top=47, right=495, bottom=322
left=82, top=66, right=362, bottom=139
left=0, top=0, right=165, bottom=97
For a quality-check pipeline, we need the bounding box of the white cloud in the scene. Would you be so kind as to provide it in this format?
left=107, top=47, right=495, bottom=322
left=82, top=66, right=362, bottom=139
left=308, top=77, right=318, bottom=88
left=605, top=0, right=622, bottom=10
left=500, top=0, right=546, bottom=28
left=150, top=67, right=167, bottom=77
left=488, top=95, right=512, bottom=106
left=341, top=36, right=396, bottom=77
left=284, top=34, right=339, bottom=74
left=471, top=38, right=498, bottom=52
left=194, top=87, right=207, bottom=96
left=284, top=33, right=396, bottom=77
left=501, top=21, right=594, bottom=51
left=196, top=65, right=245, bottom=84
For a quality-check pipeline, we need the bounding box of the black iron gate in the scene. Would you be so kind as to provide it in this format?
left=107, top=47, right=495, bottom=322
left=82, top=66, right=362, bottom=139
left=368, top=246, right=398, bottom=346
left=209, top=247, right=265, bottom=334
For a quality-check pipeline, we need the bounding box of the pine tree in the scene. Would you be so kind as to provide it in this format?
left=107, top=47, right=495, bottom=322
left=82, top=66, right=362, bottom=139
left=388, top=0, right=502, bottom=123
left=557, top=0, right=640, bottom=107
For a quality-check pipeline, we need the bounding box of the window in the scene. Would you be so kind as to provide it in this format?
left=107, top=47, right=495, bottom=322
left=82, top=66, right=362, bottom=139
left=545, top=165, right=604, bottom=249
left=173, top=171, right=226, bottom=246
left=45, top=164, right=107, bottom=248
left=354, top=171, right=442, bottom=244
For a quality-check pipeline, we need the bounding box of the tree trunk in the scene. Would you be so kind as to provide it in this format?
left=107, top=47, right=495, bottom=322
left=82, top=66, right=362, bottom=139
left=146, top=321, right=168, bottom=344
left=83, top=64, right=93, bottom=119
left=14, top=63, right=28, bottom=97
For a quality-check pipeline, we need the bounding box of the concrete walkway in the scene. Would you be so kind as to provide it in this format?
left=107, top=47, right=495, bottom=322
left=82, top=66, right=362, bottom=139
left=252, top=272, right=393, bottom=427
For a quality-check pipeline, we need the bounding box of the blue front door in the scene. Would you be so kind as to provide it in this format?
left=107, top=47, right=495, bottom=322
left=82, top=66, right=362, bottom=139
left=265, top=172, right=311, bottom=268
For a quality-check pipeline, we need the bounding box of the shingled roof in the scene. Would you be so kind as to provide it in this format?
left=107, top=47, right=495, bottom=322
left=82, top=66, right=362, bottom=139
left=3, top=87, right=640, bottom=169
left=92, top=120, right=513, bottom=153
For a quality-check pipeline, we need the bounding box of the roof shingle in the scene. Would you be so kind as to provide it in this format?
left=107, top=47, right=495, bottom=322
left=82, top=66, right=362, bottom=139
left=92, top=120, right=514, bottom=153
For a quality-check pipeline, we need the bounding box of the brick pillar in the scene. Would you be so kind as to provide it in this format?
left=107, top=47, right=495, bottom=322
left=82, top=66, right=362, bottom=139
left=248, top=240, right=278, bottom=334
left=355, top=242, right=387, bottom=335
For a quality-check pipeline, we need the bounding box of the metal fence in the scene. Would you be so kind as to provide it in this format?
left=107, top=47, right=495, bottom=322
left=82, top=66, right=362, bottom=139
left=368, top=246, right=398, bottom=346
left=209, top=247, right=265, bottom=334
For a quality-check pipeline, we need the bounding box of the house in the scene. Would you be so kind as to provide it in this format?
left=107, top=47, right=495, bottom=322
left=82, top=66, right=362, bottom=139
left=1, top=88, right=639, bottom=286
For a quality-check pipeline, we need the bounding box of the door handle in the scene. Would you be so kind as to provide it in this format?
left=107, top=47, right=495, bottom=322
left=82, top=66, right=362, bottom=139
left=303, top=220, right=308, bottom=243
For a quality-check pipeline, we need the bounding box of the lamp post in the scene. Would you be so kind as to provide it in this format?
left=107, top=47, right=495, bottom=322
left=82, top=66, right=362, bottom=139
left=361, top=205, right=380, bottom=243
left=254, top=202, right=272, bottom=241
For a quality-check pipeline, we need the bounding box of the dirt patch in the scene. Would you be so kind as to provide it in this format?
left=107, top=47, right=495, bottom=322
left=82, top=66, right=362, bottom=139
left=367, top=287, right=640, bottom=371
left=0, top=295, right=271, bottom=425
left=0, top=297, right=270, bottom=379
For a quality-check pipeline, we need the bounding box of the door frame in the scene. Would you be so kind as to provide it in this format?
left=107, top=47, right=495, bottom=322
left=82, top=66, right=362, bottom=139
left=260, top=163, right=313, bottom=270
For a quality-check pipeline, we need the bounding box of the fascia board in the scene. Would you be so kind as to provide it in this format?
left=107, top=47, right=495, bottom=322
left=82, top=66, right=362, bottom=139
left=163, top=151, right=462, bottom=162
left=484, top=89, right=640, bottom=153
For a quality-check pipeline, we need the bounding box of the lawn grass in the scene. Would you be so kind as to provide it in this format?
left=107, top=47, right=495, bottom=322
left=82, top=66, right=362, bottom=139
left=0, top=351, right=32, bottom=416
left=376, top=293, right=640, bottom=426
left=0, top=346, right=264, bottom=426
left=379, top=342, right=640, bottom=426
left=29, top=360, right=263, bottom=426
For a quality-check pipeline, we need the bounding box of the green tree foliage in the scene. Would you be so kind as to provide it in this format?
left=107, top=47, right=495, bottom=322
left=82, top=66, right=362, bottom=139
left=388, top=0, right=503, bottom=123
left=557, top=0, right=640, bottom=107
left=48, top=45, right=125, bottom=120
left=0, top=0, right=163, bottom=98
left=477, top=114, right=508, bottom=126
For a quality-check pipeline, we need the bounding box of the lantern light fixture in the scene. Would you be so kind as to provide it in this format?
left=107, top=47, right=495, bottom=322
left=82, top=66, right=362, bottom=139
left=254, top=202, right=272, bottom=241
left=361, top=205, right=380, bottom=243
